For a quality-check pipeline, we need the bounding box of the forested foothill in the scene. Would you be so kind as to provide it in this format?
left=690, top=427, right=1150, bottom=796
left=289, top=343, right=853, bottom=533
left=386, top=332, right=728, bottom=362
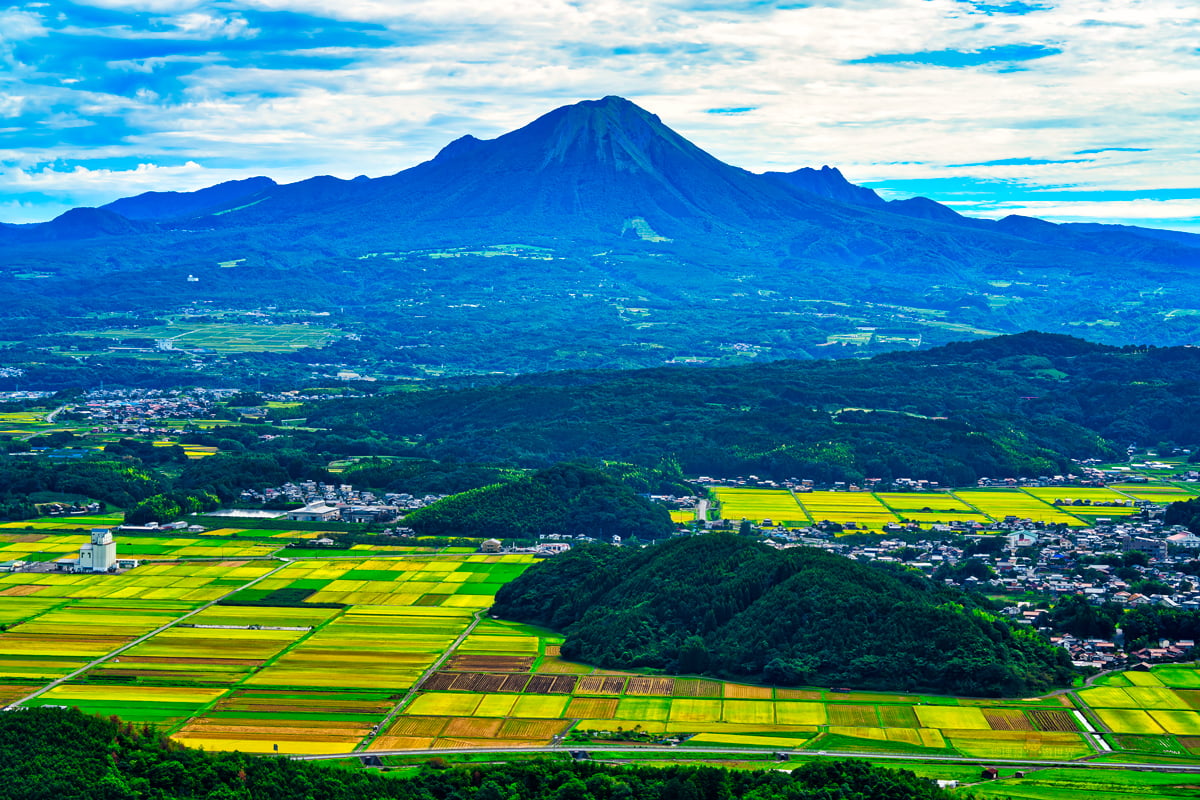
left=404, top=463, right=674, bottom=541
left=492, top=534, right=1074, bottom=697
left=302, top=332, right=1200, bottom=485
left=0, top=707, right=958, bottom=800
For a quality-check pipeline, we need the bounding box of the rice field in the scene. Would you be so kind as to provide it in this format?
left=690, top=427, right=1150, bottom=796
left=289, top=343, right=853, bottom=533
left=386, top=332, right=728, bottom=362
left=1109, top=483, right=1199, bottom=504
left=951, top=490, right=1086, bottom=525
left=83, top=323, right=340, bottom=353
left=707, top=485, right=1181, bottom=531
left=1022, top=487, right=1143, bottom=516
left=153, top=441, right=218, bottom=459
left=794, top=491, right=900, bottom=530
left=4, top=529, right=1197, bottom=764
left=710, top=488, right=807, bottom=525
left=0, top=532, right=283, bottom=561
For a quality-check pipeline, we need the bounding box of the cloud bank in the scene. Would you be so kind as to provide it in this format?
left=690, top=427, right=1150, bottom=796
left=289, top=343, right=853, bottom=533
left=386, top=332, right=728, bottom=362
left=1, top=0, right=1197, bottom=231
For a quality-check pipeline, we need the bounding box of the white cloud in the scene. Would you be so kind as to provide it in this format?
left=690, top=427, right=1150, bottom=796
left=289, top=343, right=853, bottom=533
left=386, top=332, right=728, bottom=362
left=4, top=0, right=1199, bottom=229
left=952, top=198, right=1200, bottom=233
left=164, top=12, right=257, bottom=38
left=0, top=161, right=273, bottom=215
left=0, top=8, right=48, bottom=40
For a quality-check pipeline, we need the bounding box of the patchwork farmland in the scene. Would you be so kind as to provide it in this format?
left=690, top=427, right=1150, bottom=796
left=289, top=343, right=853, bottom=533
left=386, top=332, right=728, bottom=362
left=709, top=485, right=1200, bottom=529
left=3, top=526, right=1198, bottom=766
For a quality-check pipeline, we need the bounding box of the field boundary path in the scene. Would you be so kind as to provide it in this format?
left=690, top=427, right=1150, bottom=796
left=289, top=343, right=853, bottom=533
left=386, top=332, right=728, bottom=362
left=354, top=608, right=486, bottom=752
left=2, top=558, right=294, bottom=711
left=163, top=602, right=348, bottom=737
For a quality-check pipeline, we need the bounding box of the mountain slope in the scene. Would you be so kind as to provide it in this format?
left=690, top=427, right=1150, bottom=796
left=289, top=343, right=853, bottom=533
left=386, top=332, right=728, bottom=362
left=200, top=96, right=843, bottom=247
left=7, top=97, right=1198, bottom=268
left=491, top=534, right=1074, bottom=695
left=102, top=176, right=276, bottom=221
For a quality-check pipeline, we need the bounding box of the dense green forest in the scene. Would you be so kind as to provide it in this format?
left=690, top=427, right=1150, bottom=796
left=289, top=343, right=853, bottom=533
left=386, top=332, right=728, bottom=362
left=303, top=333, right=1200, bottom=483
left=404, top=464, right=673, bottom=541
left=492, top=534, right=1073, bottom=696
left=0, top=456, right=164, bottom=520
left=1120, top=606, right=1200, bottom=648
left=0, top=707, right=959, bottom=800
left=1165, top=497, right=1200, bottom=534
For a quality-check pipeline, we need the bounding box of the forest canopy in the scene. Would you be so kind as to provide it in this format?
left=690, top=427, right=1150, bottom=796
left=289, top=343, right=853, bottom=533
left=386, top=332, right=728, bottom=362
left=0, top=707, right=959, bottom=800
left=303, top=332, right=1200, bottom=484
left=491, top=533, right=1074, bottom=697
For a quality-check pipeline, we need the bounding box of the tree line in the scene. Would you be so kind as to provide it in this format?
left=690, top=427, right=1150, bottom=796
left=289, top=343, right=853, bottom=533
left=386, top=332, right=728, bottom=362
left=1, top=707, right=960, bottom=800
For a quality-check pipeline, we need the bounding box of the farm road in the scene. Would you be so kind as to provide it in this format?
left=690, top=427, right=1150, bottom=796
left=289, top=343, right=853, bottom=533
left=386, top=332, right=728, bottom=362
left=293, top=744, right=1200, bottom=773
left=2, top=558, right=295, bottom=711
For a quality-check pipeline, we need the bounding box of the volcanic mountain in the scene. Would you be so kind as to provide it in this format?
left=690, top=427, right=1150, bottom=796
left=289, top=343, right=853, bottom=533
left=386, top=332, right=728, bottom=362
left=2, top=96, right=1199, bottom=362
left=156, top=96, right=848, bottom=249
left=6, top=95, right=1198, bottom=268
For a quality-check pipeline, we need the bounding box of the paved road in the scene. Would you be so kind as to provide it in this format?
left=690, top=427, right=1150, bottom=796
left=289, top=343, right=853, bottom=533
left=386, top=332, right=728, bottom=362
left=2, top=558, right=293, bottom=711
left=292, top=744, right=1200, bottom=772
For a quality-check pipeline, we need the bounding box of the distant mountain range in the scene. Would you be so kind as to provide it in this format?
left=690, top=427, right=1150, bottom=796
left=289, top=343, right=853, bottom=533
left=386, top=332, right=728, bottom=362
left=5, top=96, right=1198, bottom=260
left=1, top=96, right=1197, bottom=379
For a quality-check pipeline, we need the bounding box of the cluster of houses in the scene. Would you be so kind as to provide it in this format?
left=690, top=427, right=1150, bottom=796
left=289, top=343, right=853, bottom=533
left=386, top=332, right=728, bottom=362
left=764, top=517, right=1200, bottom=668
left=480, top=538, right=575, bottom=557
left=239, top=481, right=447, bottom=525
left=40, top=501, right=104, bottom=517
left=73, top=388, right=223, bottom=425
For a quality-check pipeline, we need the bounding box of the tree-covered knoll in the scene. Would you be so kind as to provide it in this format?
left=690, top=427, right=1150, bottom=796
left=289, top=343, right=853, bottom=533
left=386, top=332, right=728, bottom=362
left=303, top=332, right=1200, bottom=484
left=0, top=455, right=163, bottom=520
left=1165, top=497, right=1200, bottom=534
left=492, top=534, right=1073, bottom=696
left=404, top=463, right=673, bottom=541
left=1, top=707, right=958, bottom=800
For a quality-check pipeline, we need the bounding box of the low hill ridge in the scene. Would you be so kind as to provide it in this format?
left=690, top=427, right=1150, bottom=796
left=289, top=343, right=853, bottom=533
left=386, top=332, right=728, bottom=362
left=491, top=533, right=1073, bottom=696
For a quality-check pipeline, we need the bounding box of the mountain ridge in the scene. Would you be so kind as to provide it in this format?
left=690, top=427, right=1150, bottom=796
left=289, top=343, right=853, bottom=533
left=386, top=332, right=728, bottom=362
left=8, top=95, right=1197, bottom=257
left=1, top=96, right=1198, bottom=365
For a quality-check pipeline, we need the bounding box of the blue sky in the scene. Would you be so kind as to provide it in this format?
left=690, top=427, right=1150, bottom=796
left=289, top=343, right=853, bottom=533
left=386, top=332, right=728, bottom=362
left=2, top=0, right=1198, bottom=232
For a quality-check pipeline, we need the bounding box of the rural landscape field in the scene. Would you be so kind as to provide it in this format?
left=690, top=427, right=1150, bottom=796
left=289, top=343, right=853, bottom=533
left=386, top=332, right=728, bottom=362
left=3, top=520, right=1199, bottom=782
left=5, top=3, right=1200, bottom=796
left=709, top=485, right=1196, bottom=530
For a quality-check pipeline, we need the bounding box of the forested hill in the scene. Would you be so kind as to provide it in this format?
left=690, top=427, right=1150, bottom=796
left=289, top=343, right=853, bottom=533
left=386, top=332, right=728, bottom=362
left=491, top=534, right=1074, bottom=697
left=403, top=463, right=673, bottom=541
left=303, top=332, right=1200, bottom=484
left=1, top=707, right=958, bottom=800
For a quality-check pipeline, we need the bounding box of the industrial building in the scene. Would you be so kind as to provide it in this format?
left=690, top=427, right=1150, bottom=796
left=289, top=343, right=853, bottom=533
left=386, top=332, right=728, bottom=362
left=75, top=528, right=117, bottom=573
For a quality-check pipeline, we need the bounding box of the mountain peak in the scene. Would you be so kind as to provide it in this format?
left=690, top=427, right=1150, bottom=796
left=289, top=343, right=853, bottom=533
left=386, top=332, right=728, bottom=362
left=432, top=134, right=487, bottom=164
left=515, top=96, right=696, bottom=174
left=763, top=165, right=885, bottom=208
